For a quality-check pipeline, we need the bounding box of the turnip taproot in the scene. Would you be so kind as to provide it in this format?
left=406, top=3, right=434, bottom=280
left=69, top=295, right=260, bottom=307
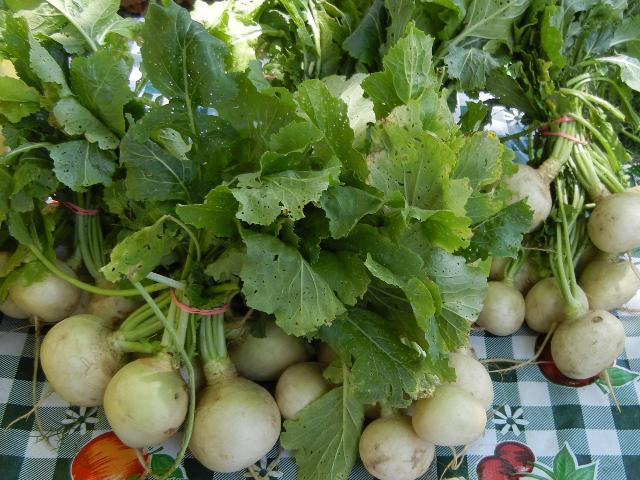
left=359, top=414, right=435, bottom=480
left=275, top=362, right=330, bottom=420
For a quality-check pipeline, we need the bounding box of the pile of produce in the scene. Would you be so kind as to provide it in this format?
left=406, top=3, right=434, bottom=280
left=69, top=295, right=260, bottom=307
left=0, top=0, right=637, bottom=479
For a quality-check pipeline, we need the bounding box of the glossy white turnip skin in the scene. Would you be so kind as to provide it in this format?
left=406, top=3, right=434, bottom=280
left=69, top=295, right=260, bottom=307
left=476, top=281, right=525, bottom=336
left=579, top=257, right=640, bottom=311
left=41, top=314, right=125, bottom=406
left=275, top=362, right=330, bottom=420
left=103, top=354, right=188, bottom=448
left=412, top=384, right=487, bottom=447
left=588, top=192, right=640, bottom=253
left=525, top=278, right=589, bottom=333
left=9, top=261, right=81, bottom=323
left=359, top=415, right=435, bottom=480
left=551, top=310, right=625, bottom=380
left=489, top=257, right=540, bottom=294
left=87, top=292, right=141, bottom=325
left=189, top=376, right=281, bottom=473
left=505, top=164, right=552, bottom=231
left=229, top=320, right=308, bottom=381
left=448, top=353, right=494, bottom=410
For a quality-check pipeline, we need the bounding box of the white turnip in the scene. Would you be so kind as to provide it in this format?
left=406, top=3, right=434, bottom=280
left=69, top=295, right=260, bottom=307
left=448, top=353, right=494, bottom=410
left=9, top=261, right=81, bottom=322
left=87, top=292, right=141, bottom=325
left=0, top=252, right=29, bottom=319
left=412, top=384, right=486, bottom=446
left=103, top=353, right=188, bottom=448
left=579, top=257, right=640, bottom=311
left=525, top=278, right=589, bottom=333
left=359, top=414, right=435, bottom=480
left=40, top=314, right=126, bottom=406
left=505, top=164, right=553, bottom=231
left=229, top=320, right=308, bottom=381
left=587, top=192, right=640, bottom=253
left=275, top=362, right=330, bottom=420
left=550, top=310, right=625, bottom=379
left=476, top=281, right=525, bottom=336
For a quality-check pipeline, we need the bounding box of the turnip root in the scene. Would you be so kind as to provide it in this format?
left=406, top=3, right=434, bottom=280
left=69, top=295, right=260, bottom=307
left=230, top=320, right=308, bottom=381
left=41, top=314, right=126, bottom=406
left=359, top=414, right=435, bottom=480
left=525, top=278, right=589, bottom=333
left=505, top=164, right=552, bottom=231
left=412, top=384, right=486, bottom=446
left=189, top=373, right=281, bottom=472
left=448, top=353, right=493, bottom=410
left=87, top=293, right=141, bottom=324
left=579, top=257, right=640, bottom=311
left=489, top=256, right=541, bottom=294
left=588, top=192, right=640, bottom=253
left=103, top=354, right=188, bottom=448
left=0, top=253, right=29, bottom=319
left=9, top=261, right=81, bottom=322
left=275, top=362, right=330, bottom=419
left=551, top=310, right=625, bottom=379
left=476, top=281, right=525, bottom=336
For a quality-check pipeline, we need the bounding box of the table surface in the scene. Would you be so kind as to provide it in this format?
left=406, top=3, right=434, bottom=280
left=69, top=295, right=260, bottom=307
left=1, top=293, right=640, bottom=480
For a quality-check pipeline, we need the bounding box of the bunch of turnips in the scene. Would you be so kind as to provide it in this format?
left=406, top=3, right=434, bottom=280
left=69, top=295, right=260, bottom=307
left=0, top=1, right=638, bottom=479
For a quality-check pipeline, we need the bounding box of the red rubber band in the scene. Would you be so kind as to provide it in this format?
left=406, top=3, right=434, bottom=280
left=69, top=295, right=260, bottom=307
left=541, top=131, right=589, bottom=144
left=63, top=201, right=100, bottom=216
left=538, top=116, right=575, bottom=132
left=170, top=289, right=230, bottom=316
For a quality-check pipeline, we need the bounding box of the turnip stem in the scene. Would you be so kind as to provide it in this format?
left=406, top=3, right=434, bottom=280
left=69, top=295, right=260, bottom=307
left=145, top=272, right=185, bottom=290
left=132, top=281, right=196, bottom=480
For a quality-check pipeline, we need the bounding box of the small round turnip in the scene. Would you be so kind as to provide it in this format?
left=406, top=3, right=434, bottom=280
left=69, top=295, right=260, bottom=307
left=448, top=352, right=493, bottom=410
left=359, top=414, right=435, bottom=480
left=587, top=192, right=640, bottom=253
left=41, top=314, right=126, bottom=406
left=275, top=362, right=330, bottom=419
left=525, top=278, right=589, bottom=333
left=505, top=164, right=552, bottom=231
left=230, top=320, right=308, bottom=381
left=9, top=261, right=81, bottom=323
left=103, top=354, right=188, bottom=448
left=412, top=384, right=487, bottom=446
left=476, top=281, right=525, bottom=336
left=551, top=310, right=625, bottom=379
left=579, top=257, right=640, bottom=311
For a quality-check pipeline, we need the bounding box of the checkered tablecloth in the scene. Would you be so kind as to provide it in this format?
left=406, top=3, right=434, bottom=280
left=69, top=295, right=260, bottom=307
left=2, top=293, right=640, bottom=480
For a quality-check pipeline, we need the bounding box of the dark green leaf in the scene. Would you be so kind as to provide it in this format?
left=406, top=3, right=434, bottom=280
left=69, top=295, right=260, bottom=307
left=281, top=384, right=364, bottom=480
left=48, top=140, right=116, bottom=191
left=554, top=445, right=578, bottom=477
left=319, top=186, right=383, bottom=238
left=53, top=97, right=119, bottom=149
left=176, top=186, right=238, bottom=236
left=313, top=251, right=370, bottom=305
left=460, top=101, right=490, bottom=133
left=150, top=453, right=185, bottom=479
left=342, top=0, right=386, bottom=67
left=444, top=46, right=499, bottom=91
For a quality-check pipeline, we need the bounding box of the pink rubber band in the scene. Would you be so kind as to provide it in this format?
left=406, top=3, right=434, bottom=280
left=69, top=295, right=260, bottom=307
left=49, top=199, right=100, bottom=215
left=540, top=131, right=589, bottom=144
left=170, top=289, right=230, bottom=316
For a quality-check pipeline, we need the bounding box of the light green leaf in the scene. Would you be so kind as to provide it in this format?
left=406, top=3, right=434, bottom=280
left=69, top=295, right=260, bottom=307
left=205, top=247, right=244, bottom=282
left=0, top=75, right=41, bottom=122
left=102, top=218, right=178, bottom=282
left=70, top=47, right=131, bottom=134
left=321, top=309, right=434, bottom=406
left=53, top=97, right=119, bottom=149
left=322, top=74, right=376, bottom=149
left=600, top=55, right=640, bottom=92
left=361, top=70, right=402, bottom=118
left=28, top=35, right=70, bottom=96
left=240, top=232, right=345, bottom=336
left=295, top=80, right=368, bottom=180
left=554, top=444, right=578, bottom=477
left=269, top=121, right=323, bottom=154
left=611, top=17, right=640, bottom=47
left=281, top=384, right=364, bottom=480
left=384, top=24, right=435, bottom=103
left=319, top=186, right=383, bottom=238
left=313, top=251, right=370, bottom=305
left=142, top=2, right=236, bottom=108
left=232, top=166, right=340, bottom=226
left=48, top=140, right=116, bottom=191
left=457, top=0, right=530, bottom=44
left=541, top=5, right=566, bottom=68
left=453, top=131, right=503, bottom=188
left=120, top=134, right=193, bottom=202
left=460, top=101, right=490, bottom=133
left=175, top=186, right=238, bottom=236
left=444, top=46, right=499, bottom=91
